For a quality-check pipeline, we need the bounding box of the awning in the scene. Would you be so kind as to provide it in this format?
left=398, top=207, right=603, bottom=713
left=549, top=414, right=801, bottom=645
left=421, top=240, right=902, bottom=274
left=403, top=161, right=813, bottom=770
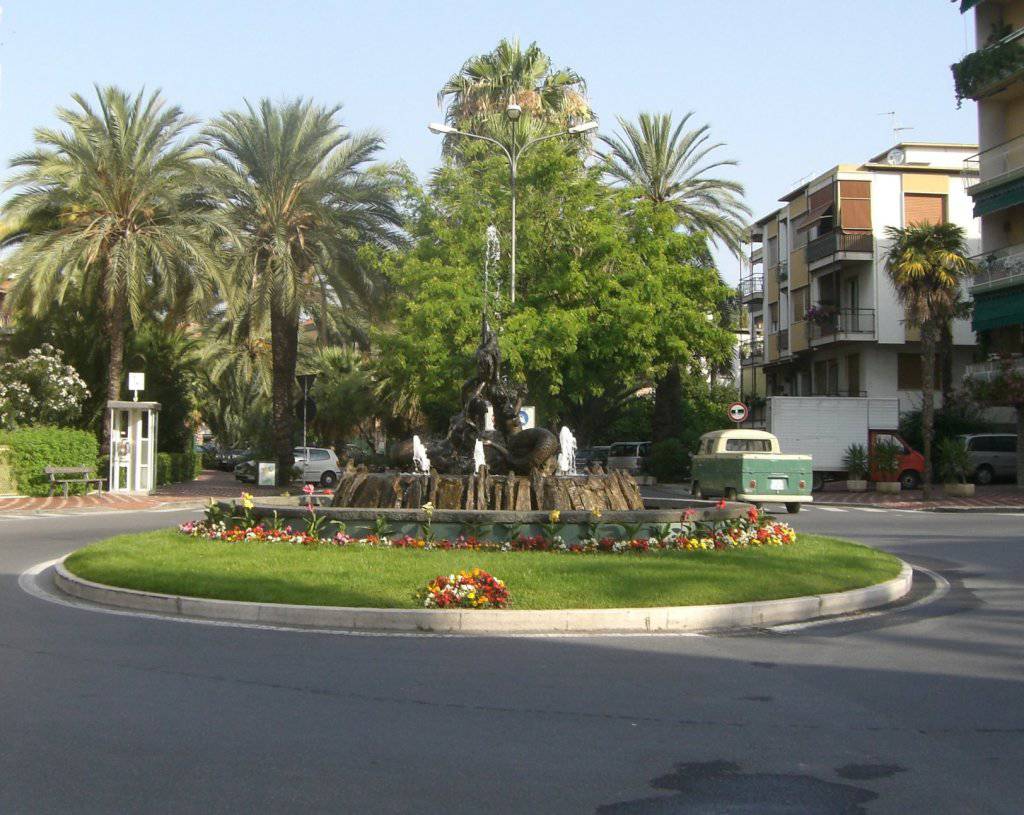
left=960, top=0, right=983, bottom=12
left=972, top=176, right=1024, bottom=217
left=795, top=203, right=834, bottom=231
left=973, top=288, right=1024, bottom=332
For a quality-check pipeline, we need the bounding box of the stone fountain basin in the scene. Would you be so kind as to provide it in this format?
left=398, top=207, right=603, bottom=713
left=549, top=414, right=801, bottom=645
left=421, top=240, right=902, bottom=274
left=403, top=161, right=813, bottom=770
left=220, top=500, right=748, bottom=545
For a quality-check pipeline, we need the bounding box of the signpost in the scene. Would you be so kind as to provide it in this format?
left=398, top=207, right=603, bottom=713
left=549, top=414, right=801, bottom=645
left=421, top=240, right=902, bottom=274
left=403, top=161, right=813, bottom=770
left=296, top=374, right=317, bottom=450
left=519, top=406, right=536, bottom=430
left=728, top=401, right=749, bottom=426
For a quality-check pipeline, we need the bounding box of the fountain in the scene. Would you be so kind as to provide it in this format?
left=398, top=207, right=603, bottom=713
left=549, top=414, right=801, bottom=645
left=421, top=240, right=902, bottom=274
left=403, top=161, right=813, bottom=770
left=557, top=426, right=577, bottom=475
left=473, top=439, right=486, bottom=474
left=412, top=435, right=431, bottom=474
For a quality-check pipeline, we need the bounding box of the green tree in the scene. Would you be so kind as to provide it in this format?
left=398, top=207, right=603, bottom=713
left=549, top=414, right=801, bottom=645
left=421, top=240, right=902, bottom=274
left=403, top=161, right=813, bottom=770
left=884, top=222, right=974, bottom=499
left=205, top=99, right=402, bottom=484
left=598, top=111, right=750, bottom=256
left=437, top=38, right=590, bottom=154
left=0, top=86, right=220, bottom=451
left=375, top=141, right=735, bottom=444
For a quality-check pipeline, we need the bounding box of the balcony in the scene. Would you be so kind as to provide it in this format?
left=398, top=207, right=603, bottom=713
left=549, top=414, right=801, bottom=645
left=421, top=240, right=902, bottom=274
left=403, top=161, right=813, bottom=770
left=779, top=330, right=789, bottom=353
left=952, top=26, right=1024, bottom=104
left=777, top=259, right=789, bottom=283
left=738, top=273, right=764, bottom=302
left=808, top=307, right=876, bottom=344
left=971, top=244, right=1024, bottom=294
left=964, top=135, right=1024, bottom=193
left=806, top=229, right=873, bottom=267
left=964, top=355, right=1024, bottom=383
left=739, top=339, right=764, bottom=365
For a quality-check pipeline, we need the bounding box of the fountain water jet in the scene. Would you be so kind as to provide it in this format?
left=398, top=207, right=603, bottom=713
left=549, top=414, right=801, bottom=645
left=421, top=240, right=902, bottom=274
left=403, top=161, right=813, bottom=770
left=557, top=426, right=577, bottom=475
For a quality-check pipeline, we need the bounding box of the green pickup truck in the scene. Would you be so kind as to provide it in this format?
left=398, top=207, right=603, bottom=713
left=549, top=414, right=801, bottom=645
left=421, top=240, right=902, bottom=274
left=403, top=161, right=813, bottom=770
left=690, top=429, right=812, bottom=514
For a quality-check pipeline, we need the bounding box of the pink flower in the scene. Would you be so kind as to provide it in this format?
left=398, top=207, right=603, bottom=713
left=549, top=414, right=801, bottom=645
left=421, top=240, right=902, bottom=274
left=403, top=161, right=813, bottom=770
left=302, top=483, right=315, bottom=495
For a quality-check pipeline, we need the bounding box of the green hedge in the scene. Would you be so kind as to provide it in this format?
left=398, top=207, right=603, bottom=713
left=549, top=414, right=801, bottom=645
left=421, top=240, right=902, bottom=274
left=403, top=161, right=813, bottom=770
left=156, top=450, right=202, bottom=486
left=0, top=426, right=100, bottom=497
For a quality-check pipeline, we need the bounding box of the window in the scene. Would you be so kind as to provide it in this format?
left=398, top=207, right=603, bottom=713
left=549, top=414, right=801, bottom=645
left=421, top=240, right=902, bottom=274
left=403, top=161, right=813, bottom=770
left=767, top=235, right=779, bottom=267
left=904, top=193, right=946, bottom=226
left=792, top=288, right=808, bottom=321
left=993, top=436, right=1017, bottom=453
left=725, top=438, right=772, bottom=452
left=897, top=354, right=922, bottom=390
left=847, top=354, right=861, bottom=396
left=311, top=449, right=330, bottom=461
left=840, top=180, right=872, bottom=230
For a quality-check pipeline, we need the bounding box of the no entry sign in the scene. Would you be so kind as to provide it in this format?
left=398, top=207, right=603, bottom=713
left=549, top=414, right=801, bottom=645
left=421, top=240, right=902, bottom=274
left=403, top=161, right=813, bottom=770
left=728, top=402, right=748, bottom=423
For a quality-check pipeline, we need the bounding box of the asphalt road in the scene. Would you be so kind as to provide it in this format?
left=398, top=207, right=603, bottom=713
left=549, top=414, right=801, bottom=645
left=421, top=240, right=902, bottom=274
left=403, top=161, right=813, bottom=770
left=1, top=504, right=1021, bottom=814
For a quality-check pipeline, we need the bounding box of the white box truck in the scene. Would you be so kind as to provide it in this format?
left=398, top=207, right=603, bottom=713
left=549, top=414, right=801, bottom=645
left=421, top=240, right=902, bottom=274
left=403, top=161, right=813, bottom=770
left=764, top=397, right=924, bottom=491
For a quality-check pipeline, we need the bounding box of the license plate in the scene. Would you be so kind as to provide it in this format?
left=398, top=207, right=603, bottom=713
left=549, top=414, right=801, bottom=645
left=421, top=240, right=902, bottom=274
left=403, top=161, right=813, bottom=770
left=769, top=478, right=787, bottom=491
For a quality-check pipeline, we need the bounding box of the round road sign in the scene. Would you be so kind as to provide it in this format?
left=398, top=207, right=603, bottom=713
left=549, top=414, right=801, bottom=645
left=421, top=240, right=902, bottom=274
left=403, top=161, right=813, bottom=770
left=728, top=402, right=748, bottom=423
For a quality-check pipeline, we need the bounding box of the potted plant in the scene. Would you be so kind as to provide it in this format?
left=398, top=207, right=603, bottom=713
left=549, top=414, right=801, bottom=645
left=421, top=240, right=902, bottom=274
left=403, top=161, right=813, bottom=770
left=937, top=437, right=975, bottom=498
left=870, top=440, right=902, bottom=494
left=842, top=443, right=869, bottom=492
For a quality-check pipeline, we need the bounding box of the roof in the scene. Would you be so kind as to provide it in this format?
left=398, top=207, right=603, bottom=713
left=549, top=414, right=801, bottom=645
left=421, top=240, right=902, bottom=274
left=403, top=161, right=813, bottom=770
left=699, top=429, right=777, bottom=441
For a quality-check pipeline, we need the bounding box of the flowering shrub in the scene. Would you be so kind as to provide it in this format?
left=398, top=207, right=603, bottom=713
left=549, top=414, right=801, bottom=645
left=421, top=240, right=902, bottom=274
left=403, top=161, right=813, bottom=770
left=417, top=569, right=509, bottom=609
left=0, top=345, right=89, bottom=429
left=179, top=503, right=797, bottom=555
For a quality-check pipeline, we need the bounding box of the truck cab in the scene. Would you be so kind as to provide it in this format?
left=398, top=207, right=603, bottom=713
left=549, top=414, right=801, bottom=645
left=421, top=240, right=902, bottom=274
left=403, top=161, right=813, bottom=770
left=691, top=429, right=813, bottom=514
left=868, top=431, right=924, bottom=490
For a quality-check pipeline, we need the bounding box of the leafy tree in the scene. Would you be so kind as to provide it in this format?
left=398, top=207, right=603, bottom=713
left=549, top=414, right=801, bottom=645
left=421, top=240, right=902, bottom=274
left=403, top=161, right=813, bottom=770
left=307, top=346, right=378, bottom=449
left=204, top=99, right=402, bottom=484
left=0, top=344, right=89, bottom=429
left=598, top=111, right=750, bottom=256
left=884, top=222, right=974, bottom=499
left=375, top=141, right=735, bottom=444
left=438, top=38, right=590, bottom=154
left=0, top=86, right=220, bottom=452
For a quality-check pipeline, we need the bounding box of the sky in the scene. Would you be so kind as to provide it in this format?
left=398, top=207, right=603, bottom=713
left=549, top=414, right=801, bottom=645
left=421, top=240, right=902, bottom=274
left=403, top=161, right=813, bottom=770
left=0, top=0, right=977, bottom=281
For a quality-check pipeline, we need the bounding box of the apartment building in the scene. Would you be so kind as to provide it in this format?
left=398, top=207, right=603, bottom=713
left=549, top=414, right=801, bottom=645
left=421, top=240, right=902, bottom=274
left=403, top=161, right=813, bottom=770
left=954, top=0, right=1024, bottom=391
left=738, top=143, right=979, bottom=414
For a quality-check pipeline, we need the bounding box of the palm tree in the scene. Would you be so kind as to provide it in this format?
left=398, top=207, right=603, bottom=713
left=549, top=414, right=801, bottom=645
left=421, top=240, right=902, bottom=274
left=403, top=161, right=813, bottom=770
left=204, top=99, right=402, bottom=485
left=884, top=222, right=974, bottom=500
left=598, top=112, right=751, bottom=256
left=437, top=38, right=590, bottom=153
left=0, top=86, right=220, bottom=452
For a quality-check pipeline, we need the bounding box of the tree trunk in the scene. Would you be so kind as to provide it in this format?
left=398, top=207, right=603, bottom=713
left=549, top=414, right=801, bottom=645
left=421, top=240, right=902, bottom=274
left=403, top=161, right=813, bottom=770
left=270, top=303, right=299, bottom=487
left=101, top=302, right=127, bottom=456
left=652, top=363, right=683, bottom=442
left=939, top=320, right=954, bottom=403
left=921, top=325, right=936, bottom=501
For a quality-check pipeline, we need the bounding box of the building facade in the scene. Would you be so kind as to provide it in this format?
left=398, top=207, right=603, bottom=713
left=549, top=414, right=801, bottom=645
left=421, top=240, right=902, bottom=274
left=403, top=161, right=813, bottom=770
left=954, top=0, right=1024, bottom=398
left=738, top=143, right=980, bottom=417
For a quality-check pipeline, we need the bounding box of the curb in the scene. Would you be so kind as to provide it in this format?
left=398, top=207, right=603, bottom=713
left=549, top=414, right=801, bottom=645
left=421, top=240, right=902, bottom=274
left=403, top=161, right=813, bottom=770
left=812, top=500, right=1024, bottom=512
left=52, top=560, right=913, bottom=635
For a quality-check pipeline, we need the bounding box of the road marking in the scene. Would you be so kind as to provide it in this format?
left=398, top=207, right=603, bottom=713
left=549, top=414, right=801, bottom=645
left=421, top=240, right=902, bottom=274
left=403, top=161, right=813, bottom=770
left=19, top=557, right=706, bottom=640
left=852, top=507, right=887, bottom=513
left=770, top=564, right=950, bottom=633
left=817, top=507, right=848, bottom=513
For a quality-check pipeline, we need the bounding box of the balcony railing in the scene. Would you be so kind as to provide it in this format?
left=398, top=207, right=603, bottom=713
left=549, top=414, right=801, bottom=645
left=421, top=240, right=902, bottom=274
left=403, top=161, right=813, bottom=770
left=739, top=339, right=764, bottom=364
left=971, top=244, right=1024, bottom=293
left=964, top=134, right=1024, bottom=191
left=809, top=308, right=876, bottom=341
left=809, top=389, right=868, bottom=398
left=952, top=26, right=1024, bottom=104
left=965, top=355, right=1024, bottom=383
left=806, top=230, right=874, bottom=264
left=738, top=273, right=764, bottom=300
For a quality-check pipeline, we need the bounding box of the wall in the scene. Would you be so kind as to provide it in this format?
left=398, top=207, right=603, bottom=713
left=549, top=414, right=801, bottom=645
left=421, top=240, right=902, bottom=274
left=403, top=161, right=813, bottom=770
left=870, top=172, right=905, bottom=344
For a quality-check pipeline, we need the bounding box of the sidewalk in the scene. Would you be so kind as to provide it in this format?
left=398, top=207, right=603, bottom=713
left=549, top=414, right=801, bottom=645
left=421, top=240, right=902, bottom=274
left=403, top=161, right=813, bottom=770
left=0, top=470, right=279, bottom=516
left=643, top=481, right=1024, bottom=512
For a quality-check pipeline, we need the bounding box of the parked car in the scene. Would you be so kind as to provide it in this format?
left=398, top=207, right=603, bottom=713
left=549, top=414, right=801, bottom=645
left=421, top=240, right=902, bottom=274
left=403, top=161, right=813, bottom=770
left=606, top=441, right=651, bottom=475
left=216, top=448, right=253, bottom=471
left=233, top=459, right=257, bottom=484
left=690, top=429, right=812, bottom=514
left=960, top=433, right=1018, bottom=485
left=293, top=447, right=341, bottom=488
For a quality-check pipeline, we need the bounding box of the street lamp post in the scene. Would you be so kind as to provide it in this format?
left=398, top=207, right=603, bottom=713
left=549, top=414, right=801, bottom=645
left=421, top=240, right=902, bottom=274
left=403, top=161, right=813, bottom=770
left=429, top=103, right=597, bottom=305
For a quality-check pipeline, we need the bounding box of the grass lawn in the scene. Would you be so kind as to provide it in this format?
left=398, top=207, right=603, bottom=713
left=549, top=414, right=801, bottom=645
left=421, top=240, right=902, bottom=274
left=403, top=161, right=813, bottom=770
left=63, top=529, right=903, bottom=610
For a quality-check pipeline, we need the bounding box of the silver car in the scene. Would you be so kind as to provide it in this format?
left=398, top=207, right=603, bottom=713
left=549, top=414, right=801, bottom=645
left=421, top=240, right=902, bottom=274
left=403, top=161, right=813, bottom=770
left=606, top=441, right=651, bottom=475
left=293, top=447, right=341, bottom=488
left=960, top=434, right=1018, bottom=485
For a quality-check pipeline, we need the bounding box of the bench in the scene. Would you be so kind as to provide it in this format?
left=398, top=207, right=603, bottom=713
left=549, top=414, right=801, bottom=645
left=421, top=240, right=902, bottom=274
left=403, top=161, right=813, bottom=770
left=44, top=466, right=106, bottom=498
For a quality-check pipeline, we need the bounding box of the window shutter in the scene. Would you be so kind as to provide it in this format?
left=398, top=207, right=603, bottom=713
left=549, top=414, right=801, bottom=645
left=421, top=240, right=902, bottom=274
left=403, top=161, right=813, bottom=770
left=904, top=194, right=945, bottom=226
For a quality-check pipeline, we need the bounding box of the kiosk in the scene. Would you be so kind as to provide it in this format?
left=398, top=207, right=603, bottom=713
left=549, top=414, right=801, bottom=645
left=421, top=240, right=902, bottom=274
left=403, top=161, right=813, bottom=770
left=107, top=400, right=160, bottom=494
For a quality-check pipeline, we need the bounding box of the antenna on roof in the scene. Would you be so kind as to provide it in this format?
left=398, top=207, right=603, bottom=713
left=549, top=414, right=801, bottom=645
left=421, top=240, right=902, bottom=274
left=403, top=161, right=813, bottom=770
left=879, top=111, right=914, bottom=144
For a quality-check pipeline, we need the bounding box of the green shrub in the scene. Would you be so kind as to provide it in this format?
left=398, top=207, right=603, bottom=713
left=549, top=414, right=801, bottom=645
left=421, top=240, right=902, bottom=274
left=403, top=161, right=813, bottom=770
left=870, top=440, right=902, bottom=482
left=937, top=437, right=971, bottom=484
left=157, top=453, right=174, bottom=486
left=156, top=451, right=202, bottom=486
left=0, top=426, right=99, bottom=496
left=843, top=444, right=869, bottom=479
left=648, top=438, right=689, bottom=483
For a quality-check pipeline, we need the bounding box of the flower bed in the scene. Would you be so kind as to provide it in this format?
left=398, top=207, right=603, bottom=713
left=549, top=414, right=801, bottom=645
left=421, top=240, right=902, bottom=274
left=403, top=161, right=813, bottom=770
left=418, top=568, right=509, bottom=609
left=179, top=505, right=797, bottom=556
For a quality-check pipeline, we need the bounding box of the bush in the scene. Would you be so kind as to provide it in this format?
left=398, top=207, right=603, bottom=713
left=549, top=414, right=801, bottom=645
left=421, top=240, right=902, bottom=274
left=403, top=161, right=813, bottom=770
left=156, top=450, right=203, bottom=486
left=648, top=438, right=689, bottom=483
left=0, top=426, right=99, bottom=496
left=843, top=444, right=869, bottom=479
left=899, top=393, right=992, bottom=454
left=937, top=437, right=971, bottom=484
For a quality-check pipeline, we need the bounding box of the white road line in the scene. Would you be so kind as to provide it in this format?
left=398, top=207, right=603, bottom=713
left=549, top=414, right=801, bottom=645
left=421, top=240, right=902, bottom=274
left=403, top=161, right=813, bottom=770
left=852, top=507, right=887, bottom=513
left=817, top=507, right=848, bottom=513
left=19, top=558, right=706, bottom=640
left=771, top=564, right=950, bottom=633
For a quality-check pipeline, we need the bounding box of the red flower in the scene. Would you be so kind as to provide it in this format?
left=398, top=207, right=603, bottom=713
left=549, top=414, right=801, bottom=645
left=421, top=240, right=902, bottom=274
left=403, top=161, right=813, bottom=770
left=717, top=499, right=727, bottom=509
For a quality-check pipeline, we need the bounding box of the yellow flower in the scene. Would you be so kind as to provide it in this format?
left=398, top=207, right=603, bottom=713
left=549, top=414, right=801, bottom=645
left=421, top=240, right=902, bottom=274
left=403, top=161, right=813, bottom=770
left=241, top=492, right=254, bottom=510
left=421, top=501, right=434, bottom=514
left=592, top=509, right=602, bottom=520
left=549, top=510, right=561, bottom=524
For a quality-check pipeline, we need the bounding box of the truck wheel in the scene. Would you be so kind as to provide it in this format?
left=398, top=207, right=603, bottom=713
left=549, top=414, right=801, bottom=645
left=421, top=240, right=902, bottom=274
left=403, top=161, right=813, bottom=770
left=691, top=481, right=704, bottom=499
left=899, top=470, right=921, bottom=490
left=724, top=488, right=737, bottom=502
left=974, top=465, right=994, bottom=486
left=812, top=472, right=825, bottom=492
left=785, top=503, right=802, bottom=514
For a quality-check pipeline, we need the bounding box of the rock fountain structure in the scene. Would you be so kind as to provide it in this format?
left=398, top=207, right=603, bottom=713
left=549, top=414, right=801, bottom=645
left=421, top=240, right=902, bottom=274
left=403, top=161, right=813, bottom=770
left=331, top=315, right=643, bottom=512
